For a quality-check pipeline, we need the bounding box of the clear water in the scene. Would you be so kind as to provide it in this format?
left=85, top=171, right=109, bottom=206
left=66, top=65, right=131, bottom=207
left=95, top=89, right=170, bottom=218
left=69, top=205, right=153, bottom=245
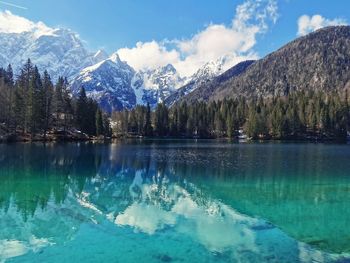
left=0, top=141, right=350, bottom=263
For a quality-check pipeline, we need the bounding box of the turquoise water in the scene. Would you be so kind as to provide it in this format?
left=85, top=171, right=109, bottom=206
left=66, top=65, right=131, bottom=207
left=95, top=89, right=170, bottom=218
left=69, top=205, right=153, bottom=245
left=0, top=141, right=350, bottom=262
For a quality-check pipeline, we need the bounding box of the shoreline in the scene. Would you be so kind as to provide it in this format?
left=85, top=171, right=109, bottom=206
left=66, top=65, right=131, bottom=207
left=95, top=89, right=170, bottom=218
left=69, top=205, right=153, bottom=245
left=0, top=133, right=108, bottom=144
left=1, top=134, right=348, bottom=144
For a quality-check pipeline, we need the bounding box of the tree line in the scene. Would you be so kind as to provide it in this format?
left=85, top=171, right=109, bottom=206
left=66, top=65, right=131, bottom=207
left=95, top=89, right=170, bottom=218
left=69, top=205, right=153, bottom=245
left=112, top=90, right=350, bottom=140
left=0, top=60, right=111, bottom=140
left=2, top=59, right=349, bottom=141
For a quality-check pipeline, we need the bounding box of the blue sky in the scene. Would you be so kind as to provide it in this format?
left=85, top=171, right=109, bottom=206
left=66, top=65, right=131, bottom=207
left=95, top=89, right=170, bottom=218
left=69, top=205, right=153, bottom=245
left=1, top=0, right=349, bottom=76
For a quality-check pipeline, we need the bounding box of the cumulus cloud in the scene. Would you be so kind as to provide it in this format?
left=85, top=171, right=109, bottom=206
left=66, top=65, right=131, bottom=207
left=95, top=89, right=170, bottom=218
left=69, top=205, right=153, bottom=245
left=297, top=14, right=347, bottom=36
left=0, top=10, right=34, bottom=33
left=0, top=10, right=55, bottom=37
left=117, top=41, right=180, bottom=71
left=117, top=0, right=278, bottom=77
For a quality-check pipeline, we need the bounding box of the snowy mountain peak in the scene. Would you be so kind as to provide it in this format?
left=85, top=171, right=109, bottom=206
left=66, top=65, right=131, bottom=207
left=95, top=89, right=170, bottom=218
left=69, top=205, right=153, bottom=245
left=109, top=52, right=123, bottom=64
left=71, top=58, right=136, bottom=112
left=93, top=49, right=109, bottom=62
left=0, top=11, right=238, bottom=111
left=146, top=64, right=183, bottom=87
left=71, top=55, right=226, bottom=111
left=0, top=11, right=104, bottom=81
left=130, top=64, right=186, bottom=106
left=164, top=58, right=229, bottom=106
left=192, top=57, right=226, bottom=81
left=160, top=64, right=177, bottom=74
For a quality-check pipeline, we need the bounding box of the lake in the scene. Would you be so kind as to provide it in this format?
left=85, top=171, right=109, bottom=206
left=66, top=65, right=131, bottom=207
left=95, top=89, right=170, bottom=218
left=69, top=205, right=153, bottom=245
left=0, top=140, right=350, bottom=262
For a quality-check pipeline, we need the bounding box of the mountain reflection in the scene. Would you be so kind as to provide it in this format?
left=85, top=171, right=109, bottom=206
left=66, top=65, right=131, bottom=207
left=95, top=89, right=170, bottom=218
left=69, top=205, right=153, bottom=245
left=0, top=141, right=349, bottom=262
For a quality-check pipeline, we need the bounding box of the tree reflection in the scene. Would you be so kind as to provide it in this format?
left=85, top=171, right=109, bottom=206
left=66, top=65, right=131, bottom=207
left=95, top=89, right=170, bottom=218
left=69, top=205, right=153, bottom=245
left=0, top=141, right=350, bottom=256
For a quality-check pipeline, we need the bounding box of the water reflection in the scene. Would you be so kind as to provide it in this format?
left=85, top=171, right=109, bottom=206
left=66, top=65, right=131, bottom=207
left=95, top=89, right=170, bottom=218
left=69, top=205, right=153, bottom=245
left=0, top=141, right=350, bottom=262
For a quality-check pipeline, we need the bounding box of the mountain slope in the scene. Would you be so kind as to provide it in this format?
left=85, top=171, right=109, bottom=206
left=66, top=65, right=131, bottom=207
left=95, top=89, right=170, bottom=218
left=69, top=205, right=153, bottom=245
left=70, top=54, right=136, bottom=112
left=132, top=64, right=185, bottom=106
left=164, top=58, right=236, bottom=106
left=71, top=56, right=253, bottom=111
left=0, top=11, right=102, bottom=80
left=71, top=59, right=186, bottom=111
left=174, top=60, right=255, bottom=104
left=183, top=26, right=350, bottom=103
left=0, top=11, right=259, bottom=111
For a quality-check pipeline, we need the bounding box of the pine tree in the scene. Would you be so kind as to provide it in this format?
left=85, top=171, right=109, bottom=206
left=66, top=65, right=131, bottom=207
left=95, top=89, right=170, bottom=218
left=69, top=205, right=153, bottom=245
left=31, top=66, right=45, bottom=135
left=95, top=109, right=104, bottom=136
left=42, top=71, right=54, bottom=139
left=13, top=84, right=25, bottom=133
left=154, top=103, right=168, bottom=136
left=245, top=106, right=258, bottom=138
left=26, top=65, right=44, bottom=137
left=226, top=115, right=234, bottom=138
left=76, top=87, right=88, bottom=133
left=21, top=59, right=33, bottom=133
left=87, top=98, right=98, bottom=135
left=102, top=113, right=111, bottom=138
left=5, top=64, right=14, bottom=131
left=62, top=78, right=73, bottom=133
left=0, top=61, right=109, bottom=140
left=144, top=103, right=153, bottom=136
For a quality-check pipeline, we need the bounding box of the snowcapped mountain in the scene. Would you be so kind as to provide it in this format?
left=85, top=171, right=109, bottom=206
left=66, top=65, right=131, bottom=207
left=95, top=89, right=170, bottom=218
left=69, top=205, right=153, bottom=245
left=164, top=57, right=229, bottom=106
left=70, top=54, right=136, bottom=112
left=71, top=55, right=228, bottom=111
left=132, top=64, right=186, bottom=106
left=0, top=11, right=103, bottom=80
left=92, top=50, right=109, bottom=62
left=71, top=57, right=186, bottom=111
left=0, top=10, right=234, bottom=111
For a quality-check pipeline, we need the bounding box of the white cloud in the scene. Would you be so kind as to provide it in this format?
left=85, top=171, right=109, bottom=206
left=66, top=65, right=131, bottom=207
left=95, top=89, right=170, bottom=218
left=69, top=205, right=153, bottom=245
left=0, top=10, right=34, bottom=33
left=117, top=41, right=180, bottom=71
left=297, top=14, right=347, bottom=36
left=0, top=10, right=55, bottom=37
left=117, top=0, right=278, bottom=77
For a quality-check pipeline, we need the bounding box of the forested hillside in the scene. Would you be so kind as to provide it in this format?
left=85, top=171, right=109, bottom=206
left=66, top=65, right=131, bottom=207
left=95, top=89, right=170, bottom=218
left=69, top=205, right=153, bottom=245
left=0, top=60, right=111, bottom=142
left=183, top=26, right=350, bottom=103
left=112, top=90, right=350, bottom=140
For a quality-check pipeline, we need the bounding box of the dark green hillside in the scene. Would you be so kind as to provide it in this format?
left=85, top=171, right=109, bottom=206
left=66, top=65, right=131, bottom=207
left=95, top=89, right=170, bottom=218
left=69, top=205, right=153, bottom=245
left=183, top=26, right=350, bottom=103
